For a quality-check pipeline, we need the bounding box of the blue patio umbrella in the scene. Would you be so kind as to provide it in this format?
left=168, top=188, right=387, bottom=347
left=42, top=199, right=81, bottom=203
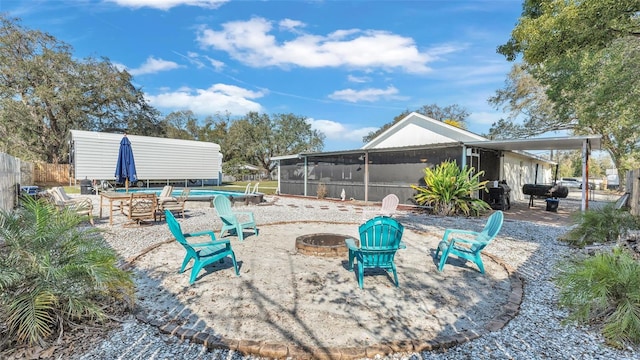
left=115, top=135, right=137, bottom=191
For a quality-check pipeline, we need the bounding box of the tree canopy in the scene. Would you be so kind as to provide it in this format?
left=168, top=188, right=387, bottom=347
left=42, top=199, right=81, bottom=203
left=491, top=1, right=640, bottom=178
left=224, top=112, right=325, bottom=175
left=498, top=0, right=640, bottom=63
left=362, top=104, right=469, bottom=143
left=0, top=15, right=162, bottom=163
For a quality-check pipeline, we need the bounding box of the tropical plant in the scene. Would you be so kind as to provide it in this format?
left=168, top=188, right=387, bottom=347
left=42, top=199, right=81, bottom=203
left=0, top=197, right=134, bottom=348
left=561, top=204, right=640, bottom=247
left=555, top=248, right=640, bottom=348
left=411, top=160, right=490, bottom=216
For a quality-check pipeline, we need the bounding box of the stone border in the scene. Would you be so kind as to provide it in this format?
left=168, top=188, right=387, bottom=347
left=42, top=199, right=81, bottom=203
left=129, top=223, right=524, bottom=359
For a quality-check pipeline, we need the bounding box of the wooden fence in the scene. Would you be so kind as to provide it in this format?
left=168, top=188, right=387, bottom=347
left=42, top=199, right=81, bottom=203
left=0, top=152, right=20, bottom=211
left=627, top=169, right=640, bottom=216
left=33, top=163, right=70, bottom=185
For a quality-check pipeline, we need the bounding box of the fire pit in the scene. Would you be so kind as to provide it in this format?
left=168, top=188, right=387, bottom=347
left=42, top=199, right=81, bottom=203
left=295, top=233, right=358, bottom=257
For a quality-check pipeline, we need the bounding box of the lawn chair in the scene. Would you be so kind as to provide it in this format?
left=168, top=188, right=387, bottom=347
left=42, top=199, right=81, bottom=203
left=157, top=188, right=190, bottom=220
left=213, top=195, right=258, bottom=241
left=362, top=193, right=400, bottom=221
left=345, top=216, right=405, bottom=289
left=50, top=186, right=90, bottom=206
left=379, top=194, right=399, bottom=217
left=157, top=185, right=175, bottom=205
left=435, top=210, right=504, bottom=273
left=122, top=193, right=156, bottom=227
left=46, top=187, right=94, bottom=225
left=165, top=210, right=239, bottom=285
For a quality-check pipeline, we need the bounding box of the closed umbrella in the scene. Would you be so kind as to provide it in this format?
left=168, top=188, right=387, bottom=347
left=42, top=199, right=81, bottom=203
left=115, top=134, right=137, bottom=192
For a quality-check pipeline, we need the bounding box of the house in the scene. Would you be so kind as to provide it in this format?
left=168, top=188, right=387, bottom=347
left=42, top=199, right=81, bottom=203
left=273, top=112, right=600, bottom=207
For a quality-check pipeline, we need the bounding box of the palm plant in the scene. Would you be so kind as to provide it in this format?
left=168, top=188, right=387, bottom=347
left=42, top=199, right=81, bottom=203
left=556, top=248, right=640, bottom=347
left=0, top=197, right=134, bottom=347
left=411, top=160, right=490, bottom=216
left=562, top=203, right=640, bottom=247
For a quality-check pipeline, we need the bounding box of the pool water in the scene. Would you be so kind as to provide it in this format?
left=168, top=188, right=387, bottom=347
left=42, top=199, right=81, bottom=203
left=115, top=188, right=244, bottom=199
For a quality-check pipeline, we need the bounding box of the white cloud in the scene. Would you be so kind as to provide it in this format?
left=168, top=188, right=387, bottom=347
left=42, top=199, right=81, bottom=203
left=146, top=84, right=264, bottom=115
left=196, top=17, right=436, bottom=73
left=328, top=86, right=402, bottom=103
left=106, top=0, right=227, bottom=10
left=279, top=18, right=305, bottom=32
left=433, top=60, right=511, bottom=87
left=204, top=56, right=225, bottom=71
left=111, top=61, right=127, bottom=72
left=308, top=118, right=378, bottom=143
left=347, top=74, right=370, bottom=83
left=181, top=52, right=225, bottom=71
left=128, top=56, right=181, bottom=76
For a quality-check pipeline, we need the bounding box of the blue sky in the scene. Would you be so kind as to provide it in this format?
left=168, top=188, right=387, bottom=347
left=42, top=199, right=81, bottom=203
left=2, top=0, right=523, bottom=151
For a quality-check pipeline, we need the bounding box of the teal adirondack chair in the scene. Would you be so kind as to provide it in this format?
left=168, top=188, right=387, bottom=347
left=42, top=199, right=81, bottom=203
left=213, top=195, right=258, bottom=241
left=435, top=210, right=504, bottom=273
left=165, top=210, right=239, bottom=284
left=345, top=216, right=406, bottom=289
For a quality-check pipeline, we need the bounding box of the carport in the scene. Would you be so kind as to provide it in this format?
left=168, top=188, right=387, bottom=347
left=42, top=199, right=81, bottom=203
left=465, top=135, right=602, bottom=211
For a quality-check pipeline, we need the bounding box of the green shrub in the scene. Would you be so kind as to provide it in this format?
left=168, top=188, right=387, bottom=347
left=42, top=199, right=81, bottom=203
left=555, top=248, right=640, bottom=348
left=562, top=204, right=640, bottom=247
left=411, top=160, right=490, bottom=216
left=316, top=182, right=327, bottom=199
left=0, top=197, right=134, bottom=347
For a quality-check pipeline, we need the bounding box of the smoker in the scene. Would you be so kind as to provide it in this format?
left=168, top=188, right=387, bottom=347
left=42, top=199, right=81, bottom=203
left=487, top=181, right=511, bottom=211
left=80, top=179, right=94, bottom=195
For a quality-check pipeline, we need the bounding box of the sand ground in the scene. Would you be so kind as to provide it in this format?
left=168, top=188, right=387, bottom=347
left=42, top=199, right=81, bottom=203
left=129, top=220, right=514, bottom=350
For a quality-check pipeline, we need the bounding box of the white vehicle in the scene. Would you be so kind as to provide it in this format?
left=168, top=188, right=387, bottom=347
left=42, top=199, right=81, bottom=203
left=606, top=174, right=620, bottom=190
left=560, top=177, right=582, bottom=188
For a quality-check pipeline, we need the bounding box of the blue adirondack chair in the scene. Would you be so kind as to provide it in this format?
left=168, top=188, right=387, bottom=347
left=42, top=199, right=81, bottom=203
left=165, top=210, right=239, bottom=284
left=435, top=210, right=504, bottom=273
left=345, top=216, right=406, bottom=289
left=213, top=195, right=258, bottom=241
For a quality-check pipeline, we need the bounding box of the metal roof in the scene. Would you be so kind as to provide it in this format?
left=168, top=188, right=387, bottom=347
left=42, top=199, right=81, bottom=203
left=464, top=135, right=601, bottom=152
left=272, top=135, right=601, bottom=161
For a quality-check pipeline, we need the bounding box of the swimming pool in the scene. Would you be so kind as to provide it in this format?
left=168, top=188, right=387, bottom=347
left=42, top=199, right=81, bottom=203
left=115, top=188, right=252, bottom=202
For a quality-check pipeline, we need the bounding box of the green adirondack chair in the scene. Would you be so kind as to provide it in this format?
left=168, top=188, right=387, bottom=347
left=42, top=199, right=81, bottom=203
left=213, top=195, right=258, bottom=241
left=345, top=216, right=406, bottom=289
left=435, top=210, right=504, bottom=273
left=165, top=210, right=239, bottom=284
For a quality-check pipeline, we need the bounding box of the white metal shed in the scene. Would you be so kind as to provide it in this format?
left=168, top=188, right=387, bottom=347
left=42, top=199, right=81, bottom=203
left=70, top=130, right=222, bottom=186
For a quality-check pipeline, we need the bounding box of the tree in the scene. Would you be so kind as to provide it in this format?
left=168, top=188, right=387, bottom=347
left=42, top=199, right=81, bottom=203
left=225, top=112, right=324, bottom=175
left=493, top=2, right=640, bottom=181
left=487, top=64, right=564, bottom=139
left=0, top=15, right=161, bottom=163
left=498, top=0, right=640, bottom=64
left=362, top=104, right=469, bottom=143
left=491, top=44, right=640, bottom=179
left=161, top=110, right=199, bottom=140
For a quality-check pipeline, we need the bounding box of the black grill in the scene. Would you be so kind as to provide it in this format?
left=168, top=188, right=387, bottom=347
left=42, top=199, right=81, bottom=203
left=487, top=182, right=511, bottom=210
